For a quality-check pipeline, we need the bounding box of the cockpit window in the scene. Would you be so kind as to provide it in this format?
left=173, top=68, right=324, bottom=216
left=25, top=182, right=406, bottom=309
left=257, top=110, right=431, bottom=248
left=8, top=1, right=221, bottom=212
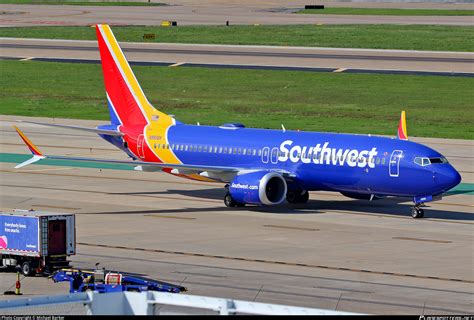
left=414, top=157, right=430, bottom=166
left=429, top=157, right=448, bottom=164
left=414, top=156, right=448, bottom=166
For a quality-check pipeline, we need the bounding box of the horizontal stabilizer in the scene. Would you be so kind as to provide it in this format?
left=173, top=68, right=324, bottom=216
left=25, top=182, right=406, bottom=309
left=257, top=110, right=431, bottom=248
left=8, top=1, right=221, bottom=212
left=16, top=120, right=124, bottom=136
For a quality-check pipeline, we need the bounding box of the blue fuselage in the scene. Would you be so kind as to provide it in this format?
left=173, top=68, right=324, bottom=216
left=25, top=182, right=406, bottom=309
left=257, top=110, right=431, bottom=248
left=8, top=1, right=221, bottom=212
left=156, top=124, right=461, bottom=198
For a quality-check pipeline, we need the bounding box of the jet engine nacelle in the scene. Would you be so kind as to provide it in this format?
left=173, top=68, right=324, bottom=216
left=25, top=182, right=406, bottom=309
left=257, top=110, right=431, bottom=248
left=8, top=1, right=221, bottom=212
left=229, top=171, right=287, bottom=205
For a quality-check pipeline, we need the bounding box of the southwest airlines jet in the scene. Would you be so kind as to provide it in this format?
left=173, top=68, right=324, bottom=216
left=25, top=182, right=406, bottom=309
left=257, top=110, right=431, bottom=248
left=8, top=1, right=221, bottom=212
left=14, top=24, right=461, bottom=219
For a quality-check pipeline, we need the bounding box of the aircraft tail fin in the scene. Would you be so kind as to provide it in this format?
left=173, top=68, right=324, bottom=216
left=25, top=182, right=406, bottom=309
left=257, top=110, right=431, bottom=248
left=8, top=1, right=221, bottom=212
left=397, top=110, right=408, bottom=140
left=95, top=24, right=174, bottom=128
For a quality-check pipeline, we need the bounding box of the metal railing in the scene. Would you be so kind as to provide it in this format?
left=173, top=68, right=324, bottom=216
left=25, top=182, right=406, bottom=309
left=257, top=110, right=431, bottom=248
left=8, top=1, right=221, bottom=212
left=0, top=291, right=362, bottom=315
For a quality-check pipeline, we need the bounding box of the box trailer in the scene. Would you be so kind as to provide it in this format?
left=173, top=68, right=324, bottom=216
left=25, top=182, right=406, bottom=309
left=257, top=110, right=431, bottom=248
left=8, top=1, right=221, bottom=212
left=0, top=210, right=76, bottom=276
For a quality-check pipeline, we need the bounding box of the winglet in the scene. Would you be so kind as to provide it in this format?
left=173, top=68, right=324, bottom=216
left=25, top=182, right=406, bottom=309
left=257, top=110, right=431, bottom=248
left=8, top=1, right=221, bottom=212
left=397, top=111, right=408, bottom=140
left=14, top=126, right=43, bottom=156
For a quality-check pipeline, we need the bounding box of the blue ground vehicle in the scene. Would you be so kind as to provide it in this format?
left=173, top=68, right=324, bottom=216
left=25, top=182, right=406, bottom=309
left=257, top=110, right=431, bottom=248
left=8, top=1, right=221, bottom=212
left=52, top=268, right=186, bottom=294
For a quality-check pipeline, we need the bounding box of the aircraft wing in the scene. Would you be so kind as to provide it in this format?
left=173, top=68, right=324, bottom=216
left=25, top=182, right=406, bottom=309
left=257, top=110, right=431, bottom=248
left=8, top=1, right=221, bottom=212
left=29, top=154, right=241, bottom=173
left=16, top=120, right=124, bottom=136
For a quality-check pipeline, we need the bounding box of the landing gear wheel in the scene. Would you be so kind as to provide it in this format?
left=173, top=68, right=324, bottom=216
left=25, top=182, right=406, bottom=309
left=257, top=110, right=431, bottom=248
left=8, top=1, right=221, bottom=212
left=21, top=262, right=34, bottom=277
left=411, top=207, right=424, bottom=219
left=225, top=193, right=244, bottom=208
left=286, top=191, right=298, bottom=204
left=287, top=190, right=309, bottom=204
left=224, top=193, right=235, bottom=207
left=298, top=190, right=309, bottom=203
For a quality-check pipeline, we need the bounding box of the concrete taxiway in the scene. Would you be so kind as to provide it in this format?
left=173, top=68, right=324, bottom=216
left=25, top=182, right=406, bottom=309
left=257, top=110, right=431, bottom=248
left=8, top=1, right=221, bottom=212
left=1, top=38, right=473, bottom=75
left=0, top=116, right=473, bottom=314
left=1, top=0, right=473, bottom=27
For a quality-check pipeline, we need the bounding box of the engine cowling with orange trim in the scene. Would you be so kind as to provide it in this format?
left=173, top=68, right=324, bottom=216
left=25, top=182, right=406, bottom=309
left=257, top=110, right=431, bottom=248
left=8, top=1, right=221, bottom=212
left=229, top=171, right=287, bottom=205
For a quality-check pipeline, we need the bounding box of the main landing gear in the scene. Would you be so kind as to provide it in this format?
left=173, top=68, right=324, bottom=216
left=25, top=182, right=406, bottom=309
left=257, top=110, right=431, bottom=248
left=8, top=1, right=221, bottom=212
left=224, top=184, right=245, bottom=208
left=411, top=205, right=425, bottom=219
left=286, top=190, right=309, bottom=204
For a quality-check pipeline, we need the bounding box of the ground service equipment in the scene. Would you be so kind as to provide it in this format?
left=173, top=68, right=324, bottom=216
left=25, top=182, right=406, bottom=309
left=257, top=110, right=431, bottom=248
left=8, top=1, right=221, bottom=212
left=52, top=268, right=187, bottom=294
left=0, top=210, right=76, bottom=276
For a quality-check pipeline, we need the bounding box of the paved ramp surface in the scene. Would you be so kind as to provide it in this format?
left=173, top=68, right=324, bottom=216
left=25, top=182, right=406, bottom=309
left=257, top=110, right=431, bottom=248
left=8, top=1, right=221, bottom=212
left=0, top=115, right=473, bottom=314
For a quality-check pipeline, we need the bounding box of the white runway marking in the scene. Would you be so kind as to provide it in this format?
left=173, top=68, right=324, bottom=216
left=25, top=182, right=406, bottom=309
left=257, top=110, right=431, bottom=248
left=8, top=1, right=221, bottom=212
left=170, top=62, right=186, bottom=67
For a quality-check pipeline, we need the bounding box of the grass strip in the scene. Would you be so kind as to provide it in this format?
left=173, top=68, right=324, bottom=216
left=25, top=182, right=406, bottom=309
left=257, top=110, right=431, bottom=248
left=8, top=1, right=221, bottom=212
left=0, top=25, right=473, bottom=52
left=0, top=60, right=473, bottom=139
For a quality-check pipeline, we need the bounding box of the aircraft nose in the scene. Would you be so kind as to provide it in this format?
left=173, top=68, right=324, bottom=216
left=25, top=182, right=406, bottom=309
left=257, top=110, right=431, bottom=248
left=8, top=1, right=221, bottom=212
left=451, top=168, right=462, bottom=188
left=435, top=166, right=462, bottom=192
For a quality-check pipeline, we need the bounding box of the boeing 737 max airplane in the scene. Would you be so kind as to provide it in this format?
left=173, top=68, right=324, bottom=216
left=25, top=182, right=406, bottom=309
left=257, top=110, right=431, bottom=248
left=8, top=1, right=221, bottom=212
left=13, top=24, right=461, bottom=219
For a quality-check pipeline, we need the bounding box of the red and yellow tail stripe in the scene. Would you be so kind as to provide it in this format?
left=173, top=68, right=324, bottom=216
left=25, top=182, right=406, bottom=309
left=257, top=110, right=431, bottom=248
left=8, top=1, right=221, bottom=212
left=397, top=111, right=408, bottom=140
left=14, top=126, right=43, bottom=156
left=96, top=24, right=181, bottom=165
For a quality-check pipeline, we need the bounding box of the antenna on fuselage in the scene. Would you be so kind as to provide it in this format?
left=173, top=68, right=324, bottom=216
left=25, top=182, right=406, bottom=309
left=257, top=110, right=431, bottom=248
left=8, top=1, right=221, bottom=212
left=281, top=124, right=286, bottom=132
